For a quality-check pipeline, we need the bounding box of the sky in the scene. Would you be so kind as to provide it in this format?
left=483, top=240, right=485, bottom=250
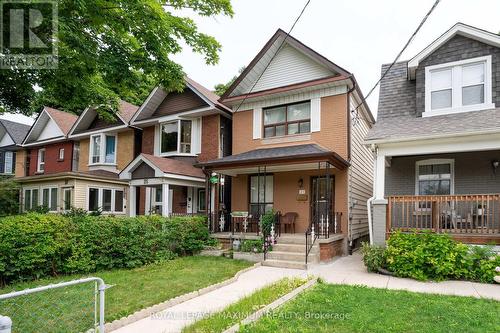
left=1, top=0, right=499, bottom=125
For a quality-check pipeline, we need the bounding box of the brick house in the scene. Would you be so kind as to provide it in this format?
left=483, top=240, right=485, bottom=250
left=366, top=23, right=500, bottom=245
left=198, top=29, right=375, bottom=267
left=119, top=77, right=232, bottom=217
left=0, top=119, right=30, bottom=176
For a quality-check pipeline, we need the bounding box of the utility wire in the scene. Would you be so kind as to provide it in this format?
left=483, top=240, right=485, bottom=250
left=352, top=0, right=441, bottom=119
left=234, top=0, right=312, bottom=112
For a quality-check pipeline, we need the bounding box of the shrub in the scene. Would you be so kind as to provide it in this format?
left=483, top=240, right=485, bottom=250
left=240, top=239, right=264, bottom=253
left=0, top=213, right=213, bottom=285
left=361, top=242, right=386, bottom=273
left=0, top=178, right=19, bottom=216
left=385, top=231, right=470, bottom=281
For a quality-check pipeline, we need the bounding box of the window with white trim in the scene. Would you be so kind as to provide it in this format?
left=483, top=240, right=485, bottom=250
left=416, top=160, right=454, bottom=196
left=88, top=187, right=124, bottom=213
left=90, top=133, right=116, bottom=164
left=58, top=148, right=65, bottom=160
left=263, top=101, right=311, bottom=138
left=42, top=187, right=58, bottom=211
left=63, top=188, right=72, bottom=211
left=4, top=151, right=13, bottom=174
left=160, top=120, right=192, bottom=155
left=37, top=148, right=45, bottom=172
left=425, top=56, right=493, bottom=116
left=197, top=188, right=206, bottom=212
left=24, top=188, right=39, bottom=211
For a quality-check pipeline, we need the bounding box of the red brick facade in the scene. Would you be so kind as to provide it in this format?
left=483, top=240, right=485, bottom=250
left=141, top=126, right=155, bottom=154
left=198, top=114, right=220, bottom=162
left=28, top=141, right=73, bottom=176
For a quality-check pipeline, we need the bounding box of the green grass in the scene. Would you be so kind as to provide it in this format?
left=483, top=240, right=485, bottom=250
left=0, top=256, right=252, bottom=333
left=241, top=283, right=500, bottom=333
left=183, top=277, right=308, bottom=333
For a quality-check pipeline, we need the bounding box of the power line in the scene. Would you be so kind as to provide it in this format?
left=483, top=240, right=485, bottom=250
left=352, top=0, right=441, bottom=120
left=234, top=0, right=312, bottom=112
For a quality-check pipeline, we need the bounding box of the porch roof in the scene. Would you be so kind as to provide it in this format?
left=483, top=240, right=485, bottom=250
left=197, top=144, right=349, bottom=171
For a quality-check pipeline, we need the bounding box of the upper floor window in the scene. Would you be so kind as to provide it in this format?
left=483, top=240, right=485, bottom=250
left=58, top=148, right=65, bottom=161
left=90, top=133, right=116, bottom=165
left=425, top=56, right=493, bottom=117
left=160, top=120, right=192, bottom=155
left=263, top=102, right=310, bottom=138
left=4, top=151, right=13, bottom=174
left=37, top=148, right=45, bottom=172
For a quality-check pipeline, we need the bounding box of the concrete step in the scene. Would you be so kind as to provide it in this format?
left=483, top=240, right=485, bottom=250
left=276, top=235, right=308, bottom=245
left=262, top=259, right=307, bottom=270
left=267, top=251, right=306, bottom=262
left=273, top=243, right=318, bottom=253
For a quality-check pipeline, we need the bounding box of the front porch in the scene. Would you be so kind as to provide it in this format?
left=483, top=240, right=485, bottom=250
left=373, top=147, right=500, bottom=244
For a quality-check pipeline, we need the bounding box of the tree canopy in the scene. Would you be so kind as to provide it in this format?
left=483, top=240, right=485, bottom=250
left=0, top=0, right=233, bottom=117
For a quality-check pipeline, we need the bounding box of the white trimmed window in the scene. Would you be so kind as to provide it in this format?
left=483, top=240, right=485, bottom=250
left=4, top=151, right=13, bottom=174
left=41, top=187, right=58, bottom=212
left=197, top=188, right=206, bottom=212
left=58, top=148, right=65, bottom=160
left=24, top=188, right=39, bottom=211
left=63, top=188, right=72, bottom=211
left=89, top=133, right=117, bottom=165
left=88, top=187, right=124, bottom=213
left=424, top=56, right=494, bottom=117
left=160, top=120, right=192, bottom=155
left=415, top=159, right=454, bottom=196
left=37, top=148, right=45, bottom=172
left=263, top=101, right=311, bottom=138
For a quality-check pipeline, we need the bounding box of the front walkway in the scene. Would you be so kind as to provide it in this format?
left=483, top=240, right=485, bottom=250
left=112, top=266, right=307, bottom=333
left=309, top=252, right=500, bottom=301
left=113, top=253, right=499, bottom=333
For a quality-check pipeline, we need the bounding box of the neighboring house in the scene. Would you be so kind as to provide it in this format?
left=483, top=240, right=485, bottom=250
left=16, top=102, right=137, bottom=214
left=0, top=119, right=30, bottom=176
left=198, top=29, right=375, bottom=265
left=365, top=23, right=500, bottom=245
left=119, top=77, right=232, bottom=217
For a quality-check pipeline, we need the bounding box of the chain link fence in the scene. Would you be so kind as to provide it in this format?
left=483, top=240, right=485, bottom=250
left=0, top=277, right=107, bottom=333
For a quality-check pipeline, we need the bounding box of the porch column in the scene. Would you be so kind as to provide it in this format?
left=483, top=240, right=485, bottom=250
left=375, top=153, right=386, bottom=200
left=129, top=185, right=136, bottom=217
left=373, top=152, right=388, bottom=245
left=162, top=183, right=170, bottom=217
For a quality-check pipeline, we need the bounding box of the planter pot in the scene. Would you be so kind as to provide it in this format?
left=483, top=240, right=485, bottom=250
left=233, top=252, right=264, bottom=262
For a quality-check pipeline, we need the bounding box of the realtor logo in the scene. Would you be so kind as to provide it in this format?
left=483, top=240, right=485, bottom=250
left=0, top=0, right=58, bottom=69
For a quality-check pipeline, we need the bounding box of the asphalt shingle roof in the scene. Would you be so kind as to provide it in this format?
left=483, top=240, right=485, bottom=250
left=0, top=118, right=31, bottom=145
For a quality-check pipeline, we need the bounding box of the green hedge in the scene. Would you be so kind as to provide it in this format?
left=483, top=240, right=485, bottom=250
left=0, top=213, right=213, bottom=285
left=362, top=231, right=500, bottom=283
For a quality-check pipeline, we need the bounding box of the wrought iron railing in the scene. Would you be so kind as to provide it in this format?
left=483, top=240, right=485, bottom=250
left=305, top=212, right=342, bottom=264
left=263, top=212, right=281, bottom=260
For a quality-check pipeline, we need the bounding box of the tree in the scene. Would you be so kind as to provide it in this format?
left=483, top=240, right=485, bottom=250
left=0, top=0, right=233, bottom=117
left=214, top=66, right=245, bottom=96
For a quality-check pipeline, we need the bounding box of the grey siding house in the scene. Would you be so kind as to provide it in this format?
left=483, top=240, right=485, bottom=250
left=366, top=23, right=500, bottom=245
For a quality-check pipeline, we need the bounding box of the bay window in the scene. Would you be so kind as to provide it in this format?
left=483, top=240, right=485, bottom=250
left=425, top=56, right=493, bottom=116
left=263, top=101, right=310, bottom=138
left=160, top=120, right=192, bottom=155
left=90, top=133, right=117, bottom=164
left=88, top=187, right=125, bottom=213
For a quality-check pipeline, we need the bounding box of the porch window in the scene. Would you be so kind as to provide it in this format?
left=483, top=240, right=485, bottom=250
left=263, top=102, right=310, bottom=138
left=425, top=56, right=493, bottom=116
left=416, top=160, right=454, bottom=195
left=90, top=134, right=117, bottom=164
left=160, top=120, right=192, bottom=154
left=249, top=175, right=273, bottom=216
left=42, top=187, right=58, bottom=211
left=63, top=188, right=72, bottom=211
left=24, top=188, right=39, bottom=211
left=88, top=187, right=124, bottom=213
left=197, top=188, right=206, bottom=212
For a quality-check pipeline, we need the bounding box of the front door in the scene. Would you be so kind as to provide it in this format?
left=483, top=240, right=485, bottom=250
left=310, top=176, right=335, bottom=224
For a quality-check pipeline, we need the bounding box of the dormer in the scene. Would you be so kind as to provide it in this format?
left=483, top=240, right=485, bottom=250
left=408, top=23, right=500, bottom=118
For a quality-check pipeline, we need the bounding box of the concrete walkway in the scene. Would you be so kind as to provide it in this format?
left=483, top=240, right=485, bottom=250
left=309, top=252, right=500, bottom=301
left=113, top=253, right=499, bottom=333
left=112, top=266, right=307, bottom=333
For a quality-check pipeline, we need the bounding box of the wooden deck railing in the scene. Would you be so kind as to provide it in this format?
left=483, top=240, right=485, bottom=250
left=387, top=194, right=500, bottom=237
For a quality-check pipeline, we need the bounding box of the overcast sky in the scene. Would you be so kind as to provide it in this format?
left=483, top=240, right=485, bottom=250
left=2, top=0, right=499, bottom=125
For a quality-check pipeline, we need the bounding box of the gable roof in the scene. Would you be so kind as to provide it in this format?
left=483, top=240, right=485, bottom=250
left=0, top=119, right=31, bottom=146
left=408, top=23, right=500, bottom=79
left=120, top=153, right=205, bottom=180
left=131, top=78, right=231, bottom=125
left=23, top=107, right=78, bottom=146
left=221, top=29, right=351, bottom=101
left=69, top=100, right=139, bottom=137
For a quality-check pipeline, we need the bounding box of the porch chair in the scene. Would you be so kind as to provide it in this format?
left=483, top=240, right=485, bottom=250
left=280, top=212, right=298, bottom=234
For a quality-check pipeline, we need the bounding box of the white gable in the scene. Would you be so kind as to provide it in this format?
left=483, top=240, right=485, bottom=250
left=251, top=45, right=333, bottom=93
left=38, top=116, right=64, bottom=140
left=0, top=133, right=14, bottom=147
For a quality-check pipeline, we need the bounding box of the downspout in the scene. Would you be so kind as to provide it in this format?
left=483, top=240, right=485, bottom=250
left=367, top=144, right=378, bottom=245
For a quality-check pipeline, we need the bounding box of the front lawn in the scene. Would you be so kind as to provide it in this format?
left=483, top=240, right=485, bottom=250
left=241, top=283, right=500, bottom=333
left=1, top=256, right=252, bottom=333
